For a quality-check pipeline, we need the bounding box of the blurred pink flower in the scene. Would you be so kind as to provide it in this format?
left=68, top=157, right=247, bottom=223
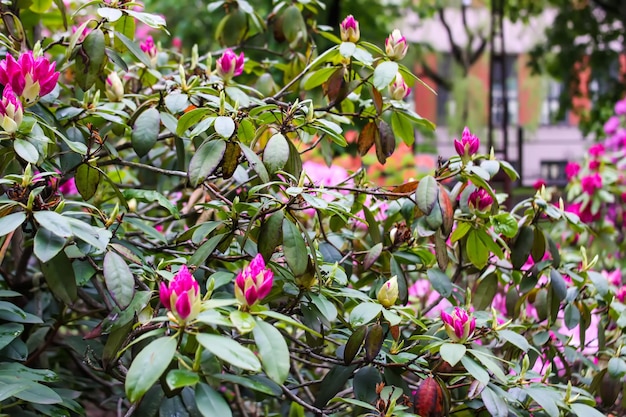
left=533, top=178, right=546, bottom=190
left=0, top=51, right=59, bottom=106
left=588, top=143, right=605, bottom=158
left=580, top=173, right=602, bottom=194
left=615, top=99, right=626, bottom=115
left=565, top=162, right=580, bottom=180
left=604, top=116, right=620, bottom=135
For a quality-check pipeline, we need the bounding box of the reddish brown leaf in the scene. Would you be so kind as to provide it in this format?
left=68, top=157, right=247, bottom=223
left=364, top=324, right=384, bottom=362
left=438, top=184, right=454, bottom=238
left=389, top=180, right=420, bottom=197
left=323, top=67, right=348, bottom=104
left=413, top=376, right=445, bottom=417
left=375, top=120, right=395, bottom=164
left=358, top=121, right=378, bottom=156
left=372, top=87, right=383, bottom=115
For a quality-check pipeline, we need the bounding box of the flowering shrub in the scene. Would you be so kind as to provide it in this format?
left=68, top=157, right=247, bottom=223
left=0, top=1, right=618, bottom=417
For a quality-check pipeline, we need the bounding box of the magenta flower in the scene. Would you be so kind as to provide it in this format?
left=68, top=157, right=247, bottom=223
left=0, top=85, right=23, bottom=133
left=588, top=143, right=605, bottom=158
left=454, top=127, right=480, bottom=160
left=389, top=72, right=411, bottom=100
left=588, top=159, right=600, bottom=171
left=565, top=162, right=580, bottom=180
left=385, top=29, right=408, bottom=61
left=615, top=99, right=626, bottom=115
left=59, top=177, right=78, bottom=195
left=441, top=307, right=476, bottom=343
left=216, top=48, right=245, bottom=81
left=140, top=36, right=158, bottom=64
left=566, top=202, right=600, bottom=223
left=234, top=254, right=273, bottom=309
left=159, top=265, right=201, bottom=322
left=580, top=173, right=602, bottom=195
left=0, top=52, right=59, bottom=106
left=340, top=15, right=360, bottom=43
left=604, top=116, right=620, bottom=136
left=533, top=178, right=546, bottom=190
left=468, top=187, right=493, bottom=211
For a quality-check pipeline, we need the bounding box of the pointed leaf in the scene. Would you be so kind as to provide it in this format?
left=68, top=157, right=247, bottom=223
left=103, top=251, right=135, bottom=309
left=253, top=319, right=290, bottom=384
left=263, top=133, right=290, bottom=174
left=132, top=108, right=160, bottom=157
left=39, top=251, right=77, bottom=305
left=197, top=333, right=261, bottom=371
left=0, top=212, right=25, bottom=237
left=188, top=139, right=227, bottom=186
left=195, top=383, right=232, bottom=417
left=282, top=218, right=307, bottom=276
left=125, top=337, right=177, bottom=403
left=440, top=343, right=466, bottom=367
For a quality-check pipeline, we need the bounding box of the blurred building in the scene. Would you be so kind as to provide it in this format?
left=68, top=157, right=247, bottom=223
left=401, top=5, right=588, bottom=187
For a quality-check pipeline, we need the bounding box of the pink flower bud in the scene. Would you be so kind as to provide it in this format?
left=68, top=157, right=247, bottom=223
left=140, top=36, right=158, bottom=65
left=453, top=127, right=480, bottom=159
left=565, top=162, right=580, bottom=180
left=441, top=307, right=475, bottom=343
left=615, top=99, right=626, bottom=116
left=580, top=173, right=602, bottom=195
left=216, top=48, right=245, bottom=81
left=385, top=29, right=408, bottom=61
left=388, top=73, right=411, bottom=100
left=588, top=143, right=605, bottom=158
left=159, top=265, right=201, bottom=322
left=105, top=72, right=124, bottom=102
left=468, top=188, right=493, bottom=212
left=340, top=15, right=360, bottom=43
left=0, top=85, right=23, bottom=133
left=533, top=178, right=546, bottom=190
left=234, top=254, right=273, bottom=309
left=0, top=51, right=59, bottom=106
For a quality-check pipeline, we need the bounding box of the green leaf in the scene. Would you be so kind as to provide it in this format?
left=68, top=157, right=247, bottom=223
left=466, top=229, right=488, bottom=269
left=195, top=383, right=232, bottom=417
left=570, top=403, right=607, bottom=417
left=214, top=373, right=277, bottom=396
left=131, top=108, right=160, bottom=157
left=416, top=175, right=438, bottom=214
left=240, top=143, right=270, bottom=183
left=550, top=269, right=567, bottom=301
left=460, top=355, right=489, bottom=385
left=103, top=251, right=135, bottom=309
left=75, top=163, right=100, bottom=200
left=258, top=210, right=284, bottom=261
left=304, top=67, right=338, bottom=89
left=263, top=133, right=290, bottom=174
left=188, top=139, right=227, bottom=187
left=492, top=213, right=518, bottom=238
left=349, top=302, right=382, bottom=326
left=125, top=337, right=177, bottom=403
left=189, top=234, right=223, bottom=266
left=230, top=310, right=256, bottom=334
left=440, top=343, right=466, bottom=367
left=310, top=294, right=338, bottom=322
left=33, top=211, right=73, bottom=238
left=469, top=349, right=507, bottom=383
left=390, top=111, right=414, bottom=146
left=75, top=29, right=107, bottom=91
left=97, top=7, right=123, bottom=21
left=33, top=226, right=67, bottom=263
left=481, top=387, right=508, bottom=417
left=166, top=369, right=199, bottom=390
left=608, top=357, right=626, bottom=378
left=196, top=334, right=261, bottom=371
left=353, top=366, right=382, bottom=403
left=0, top=323, right=23, bottom=351
left=473, top=274, right=498, bottom=311
left=525, top=387, right=559, bottom=417
left=177, top=108, right=212, bottom=136
left=499, top=329, right=530, bottom=352
left=0, top=383, right=28, bottom=403
left=373, top=61, right=398, bottom=90
left=14, top=138, right=39, bottom=163
left=511, top=226, right=534, bottom=269
left=214, top=116, right=235, bottom=138
left=30, top=0, right=53, bottom=13
left=282, top=218, right=308, bottom=276
left=564, top=303, right=580, bottom=330
left=313, top=364, right=357, bottom=408
left=259, top=310, right=322, bottom=338
left=122, top=189, right=180, bottom=219
left=0, top=212, right=25, bottom=237
left=253, top=318, right=290, bottom=384
left=339, top=41, right=356, bottom=58
left=39, top=251, right=77, bottom=305
left=115, top=31, right=152, bottom=67
left=427, top=268, right=452, bottom=297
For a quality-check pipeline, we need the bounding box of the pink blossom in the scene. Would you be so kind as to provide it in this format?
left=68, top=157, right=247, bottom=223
left=140, top=36, right=157, bottom=58
left=441, top=307, right=476, bottom=343
left=409, top=279, right=452, bottom=318
left=580, top=173, right=602, bottom=194
left=0, top=52, right=59, bottom=106
left=389, top=72, right=411, bottom=100
left=565, top=162, right=580, bottom=180
left=588, top=143, right=605, bottom=158
left=159, top=265, right=201, bottom=322
left=588, top=159, right=600, bottom=171
left=216, top=48, right=244, bottom=81
left=615, top=99, right=626, bottom=115
left=604, top=116, right=620, bottom=136
left=566, top=202, right=600, bottom=223
left=59, top=178, right=77, bottom=195
left=453, top=127, right=480, bottom=159
left=234, top=254, right=273, bottom=308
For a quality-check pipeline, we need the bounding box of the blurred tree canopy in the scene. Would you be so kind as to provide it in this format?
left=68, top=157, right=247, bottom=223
left=529, top=0, right=626, bottom=137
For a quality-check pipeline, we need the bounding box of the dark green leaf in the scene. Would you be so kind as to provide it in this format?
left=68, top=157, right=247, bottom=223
left=258, top=210, right=284, bottom=261
left=427, top=268, right=452, bottom=298
left=474, top=274, right=497, bottom=311
left=40, top=250, right=77, bottom=305
left=75, top=163, right=100, bottom=200
left=188, top=139, right=227, bottom=187
left=197, top=334, right=261, bottom=371
left=282, top=218, right=307, bottom=276
left=253, top=319, right=290, bottom=384
left=166, top=369, right=200, bottom=390
left=195, top=383, right=232, bottom=417
left=353, top=366, right=382, bottom=403
left=131, top=108, right=160, bottom=157
left=103, top=251, right=135, bottom=309
left=0, top=212, right=26, bottom=237
left=313, top=365, right=357, bottom=408
left=125, top=337, right=176, bottom=403
left=239, top=143, right=270, bottom=183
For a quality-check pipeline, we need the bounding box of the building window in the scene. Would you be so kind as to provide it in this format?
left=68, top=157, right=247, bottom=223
left=540, top=79, right=567, bottom=125
left=491, top=54, right=518, bottom=126
left=435, top=53, right=452, bottom=125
